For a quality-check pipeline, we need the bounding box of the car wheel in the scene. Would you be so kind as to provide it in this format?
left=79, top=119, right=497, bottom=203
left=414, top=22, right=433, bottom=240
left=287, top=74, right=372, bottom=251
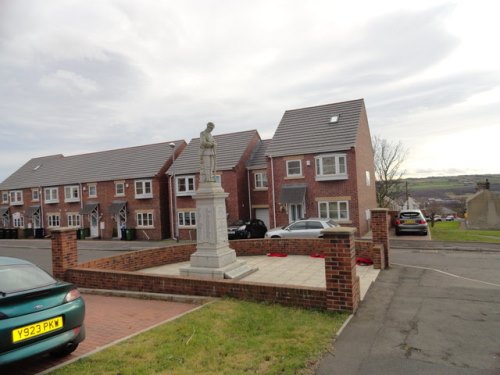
left=271, top=235, right=281, bottom=239
left=395, top=229, right=401, bottom=236
left=50, top=342, right=79, bottom=358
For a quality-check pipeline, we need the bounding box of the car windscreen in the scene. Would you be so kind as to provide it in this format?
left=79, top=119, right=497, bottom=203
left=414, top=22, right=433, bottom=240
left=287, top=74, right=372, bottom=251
left=0, top=264, right=56, bottom=294
left=400, top=212, right=421, bottom=219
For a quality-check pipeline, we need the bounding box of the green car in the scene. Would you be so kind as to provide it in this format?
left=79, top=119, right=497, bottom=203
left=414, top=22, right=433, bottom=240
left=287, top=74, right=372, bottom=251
left=0, top=257, right=85, bottom=365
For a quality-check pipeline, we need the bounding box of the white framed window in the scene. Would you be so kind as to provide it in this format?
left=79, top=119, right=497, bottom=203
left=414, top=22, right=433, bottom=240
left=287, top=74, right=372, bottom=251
left=365, top=171, right=371, bottom=187
left=315, top=154, right=347, bottom=181
left=9, top=191, right=23, bottom=206
left=135, top=180, right=153, bottom=199
left=136, top=211, right=154, bottom=227
left=213, top=175, right=221, bottom=184
left=1, top=192, right=8, bottom=204
left=254, top=172, right=268, bottom=189
left=67, top=213, right=81, bottom=227
left=88, top=183, right=97, bottom=198
left=115, top=181, right=125, bottom=196
left=286, top=160, right=302, bottom=177
left=47, top=214, right=60, bottom=227
left=178, top=211, right=196, bottom=227
left=44, top=187, right=59, bottom=204
left=318, top=201, right=349, bottom=221
left=64, top=185, right=80, bottom=203
left=176, top=176, right=195, bottom=196
left=13, top=214, right=24, bottom=228
left=32, top=189, right=40, bottom=202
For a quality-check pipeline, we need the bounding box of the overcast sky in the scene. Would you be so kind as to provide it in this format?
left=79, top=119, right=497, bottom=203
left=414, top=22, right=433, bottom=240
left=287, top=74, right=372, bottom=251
left=1, top=0, right=499, bottom=181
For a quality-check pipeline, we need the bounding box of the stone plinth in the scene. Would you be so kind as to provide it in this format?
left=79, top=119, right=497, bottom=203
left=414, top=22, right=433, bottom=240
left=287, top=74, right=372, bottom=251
left=180, top=182, right=257, bottom=279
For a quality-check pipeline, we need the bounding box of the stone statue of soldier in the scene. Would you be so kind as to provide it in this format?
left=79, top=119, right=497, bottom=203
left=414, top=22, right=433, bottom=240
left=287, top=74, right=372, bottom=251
left=199, top=122, right=217, bottom=182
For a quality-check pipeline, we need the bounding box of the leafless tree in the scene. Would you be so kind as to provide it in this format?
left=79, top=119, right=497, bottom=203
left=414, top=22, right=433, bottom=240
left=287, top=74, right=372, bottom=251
left=373, top=135, right=408, bottom=208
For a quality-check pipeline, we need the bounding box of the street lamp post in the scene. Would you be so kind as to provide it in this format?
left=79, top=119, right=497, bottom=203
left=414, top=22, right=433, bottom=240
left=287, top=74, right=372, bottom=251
left=169, top=142, right=179, bottom=242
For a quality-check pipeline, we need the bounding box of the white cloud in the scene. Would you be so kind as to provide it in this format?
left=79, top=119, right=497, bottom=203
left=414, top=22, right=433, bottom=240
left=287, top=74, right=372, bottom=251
left=39, top=70, right=99, bottom=96
left=0, top=0, right=499, bottom=181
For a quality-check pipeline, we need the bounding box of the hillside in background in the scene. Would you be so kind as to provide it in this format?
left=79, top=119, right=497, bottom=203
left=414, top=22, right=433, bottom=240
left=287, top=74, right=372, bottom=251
left=398, top=174, right=500, bottom=215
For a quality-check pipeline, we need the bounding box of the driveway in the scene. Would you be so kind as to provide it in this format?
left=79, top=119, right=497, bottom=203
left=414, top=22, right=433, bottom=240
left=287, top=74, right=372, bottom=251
left=316, top=246, right=500, bottom=374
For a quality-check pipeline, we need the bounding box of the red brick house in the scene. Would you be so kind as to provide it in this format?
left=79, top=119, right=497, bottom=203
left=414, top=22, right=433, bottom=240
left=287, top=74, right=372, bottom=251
left=247, top=139, right=272, bottom=228
left=167, top=130, right=261, bottom=240
left=265, top=99, right=376, bottom=236
left=0, top=141, right=186, bottom=240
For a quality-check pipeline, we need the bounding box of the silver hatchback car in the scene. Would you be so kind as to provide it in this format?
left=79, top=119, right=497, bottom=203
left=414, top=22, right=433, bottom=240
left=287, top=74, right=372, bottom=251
left=265, top=218, right=338, bottom=239
left=395, top=209, right=428, bottom=236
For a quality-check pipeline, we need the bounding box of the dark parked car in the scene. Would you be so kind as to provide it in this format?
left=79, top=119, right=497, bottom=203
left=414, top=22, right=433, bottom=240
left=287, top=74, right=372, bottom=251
left=395, top=210, right=428, bottom=236
left=0, top=257, right=85, bottom=365
left=228, top=219, right=267, bottom=240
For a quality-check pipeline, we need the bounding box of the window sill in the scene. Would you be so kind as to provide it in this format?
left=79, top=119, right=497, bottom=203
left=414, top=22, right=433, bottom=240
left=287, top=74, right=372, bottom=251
left=135, top=195, right=153, bottom=199
left=45, top=201, right=59, bottom=204
left=176, top=192, right=195, bottom=197
left=253, top=187, right=268, bottom=191
left=315, top=175, right=348, bottom=182
left=64, top=199, right=81, bottom=203
left=10, top=202, right=24, bottom=206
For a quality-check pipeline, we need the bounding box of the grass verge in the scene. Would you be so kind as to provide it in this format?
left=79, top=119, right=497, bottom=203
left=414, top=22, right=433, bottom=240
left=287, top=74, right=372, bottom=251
left=430, top=221, right=500, bottom=243
left=52, top=299, right=348, bottom=375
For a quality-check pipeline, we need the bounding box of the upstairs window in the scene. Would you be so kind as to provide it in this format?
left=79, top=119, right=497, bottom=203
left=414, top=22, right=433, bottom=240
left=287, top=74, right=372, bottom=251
left=64, top=185, right=80, bottom=203
left=44, top=187, right=59, bottom=204
left=255, top=172, right=268, bottom=189
left=32, top=189, right=40, bottom=202
left=9, top=191, right=23, bottom=206
left=176, top=176, right=195, bottom=196
left=1, top=192, right=8, bottom=204
left=88, top=183, right=97, bottom=197
left=135, top=180, right=153, bottom=199
left=315, top=154, right=347, bottom=181
left=286, top=160, right=302, bottom=177
left=115, top=181, right=125, bottom=196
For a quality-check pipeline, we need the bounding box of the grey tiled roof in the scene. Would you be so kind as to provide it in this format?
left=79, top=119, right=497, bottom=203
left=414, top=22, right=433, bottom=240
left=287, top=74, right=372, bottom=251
left=266, top=99, right=365, bottom=157
left=247, top=139, right=271, bottom=170
left=0, top=141, right=185, bottom=190
left=168, top=130, right=259, bottom=175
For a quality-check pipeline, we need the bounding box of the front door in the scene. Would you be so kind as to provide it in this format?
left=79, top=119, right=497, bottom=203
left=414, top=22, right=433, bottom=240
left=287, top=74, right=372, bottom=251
left=115, top=207, right=127, bottom=239
left=288, top=204, right=303, bottom=223
left=90, top=210, right=99, bottom=238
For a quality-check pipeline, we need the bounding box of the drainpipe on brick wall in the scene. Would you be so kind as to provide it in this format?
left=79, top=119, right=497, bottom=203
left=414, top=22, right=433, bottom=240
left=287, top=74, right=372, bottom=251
left=247, top=169, right=252, bottom=220
left=270, top=155, right=276, bottom=228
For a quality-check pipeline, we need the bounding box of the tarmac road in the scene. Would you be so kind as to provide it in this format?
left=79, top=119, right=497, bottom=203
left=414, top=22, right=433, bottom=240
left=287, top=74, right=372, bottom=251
left=316, top=246, right=500, bottom=374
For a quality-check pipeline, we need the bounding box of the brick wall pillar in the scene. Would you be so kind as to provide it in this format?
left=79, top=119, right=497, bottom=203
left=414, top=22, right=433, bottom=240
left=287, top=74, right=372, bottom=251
left=371, top=208, right=390, bottom=268
left=322, top=227, right=360, bottom=313
left=51, top=228, right=78, bottom=280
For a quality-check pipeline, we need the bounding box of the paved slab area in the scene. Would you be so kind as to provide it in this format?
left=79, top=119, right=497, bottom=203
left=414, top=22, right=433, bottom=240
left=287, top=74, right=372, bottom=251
left=141, top=255, right=380, bottom=300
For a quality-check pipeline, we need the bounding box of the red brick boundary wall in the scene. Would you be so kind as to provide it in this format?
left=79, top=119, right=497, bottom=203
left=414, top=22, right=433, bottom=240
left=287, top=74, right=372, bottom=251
left=52, top=214, right=390, bottom=313
left=323, top=227, right=360, bottom=312
left=51, top=228, right=78, bottom=280
left=371, top=208, right=390, bottom=268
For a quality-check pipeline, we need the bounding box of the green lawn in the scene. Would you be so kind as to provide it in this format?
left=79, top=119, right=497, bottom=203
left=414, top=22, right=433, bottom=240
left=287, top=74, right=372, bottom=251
left=52, top=299, right=348, bottom=375
left=430, top=221, right=500, bottom=243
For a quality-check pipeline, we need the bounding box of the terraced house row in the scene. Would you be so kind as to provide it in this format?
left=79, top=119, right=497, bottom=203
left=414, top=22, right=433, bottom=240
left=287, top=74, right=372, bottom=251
left=0, top=99, right=377, bottom=241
